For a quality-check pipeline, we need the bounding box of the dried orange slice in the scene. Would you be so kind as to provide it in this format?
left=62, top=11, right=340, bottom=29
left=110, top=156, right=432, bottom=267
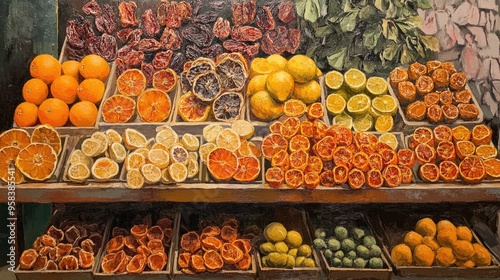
left=476, top=145, right=497, bottom=160
left=366, top=169, right=383, bottom=189
left=459, top=155, right=485, bottom=183
left=369, top=153, right=384, bottom=170
left=436, top=141, right=456, bottom=162
left=289, top=150, right=308, bottom=170
left=0, top=129, right=30, bottom=149
left=439, top=90, right=454, bottom=105
left=207, top=148, right=238, bottom=181
left=101, top=95, right=136, bottom=123
left=449, top=72, right=467, bottom=91
left=397, top=81, right=417, bottom=104
left=20, top=249, right=39, bottom=269
left=471, top=125, right=492, bottom=146
left=399, top=165, right=413, bottom=184
left=314, top=136, right=336, bottom=161
left=203, top=250, right=224, bottom=272
left=91, top=157, right=119, bottom=181
left=289, top=134, right=310, bottom=153
left=426, top=104, right=443, bottom=123
left=284, top=169, right=304, bottom=189
left=405, top=101, right=426, bottom=121
left=379, top=148, right=398, bottom=166
left=426, top=60, right=442, bottom=73
left=389, top=66, right=408, bottom=88
left=269, top=121, right=282, bottom=134
left=304, top=172, right=320, bottom=190
left=458, top=103, right=479, bottom=120
left=423, top=92, right=440, bottom=107
left=216, top=57, right=248, bottom=92
left=148, top=252, right=167, bottom=271
left=261, top=133, right=288, bottom=160
left=221, top=242, right=244, bottom=265
left=271, top=150, right=289, bottom=170
left=306, top=156, right=323, bottom=173
left=439, top=160, right=459, bottom=182
left=152, top=68, right=178, bottom=93
left=190, top=254, right=206, bottom=273
left=411, top=127, right=434, bottom=148
left=312, top=119, right=328, bottom=141
left=202, top=236, right=223, bottom=251
left=181, top=231, right=201, bottom=253
left=126, top=254, right=147, bottom=274
left=419, top=163, right=440, bottom=182
left=397, top=149, right=415, bottom=168
left=233, top=156, right=260, bottom=182
left=382, top=164, right=402, bottom=187
left=433, top=125, right=452, bottom=143
left=432, top=68, right=450, bottom=88
left=409, top=62, right=427, bottom=81
left=265, top=167, right=284, bottom=188
left=137, top=89, right=171, bottom=122
left=284, top=99, right=307, bottom=118
left=442, top=104, right=459, bottom=123
left=307, top=102, right=324, bottom=120
left=213, top=92, right=244, bottom=122
left=455, top=90, right=472, bottom=104
left=116, top=68, right=147, bottom=96
left=414, top=143, right=436, bottom=165
left=483, top=158, right=500, bottom=178
left=456, top=141, right=475, bottom=160
left=31, top=125, right=61, bottom=156
left=415, top=75, right=434, bottom=96
left=348, top=168, right=365, bottom=189
left=353, top=152, right=370, bottom=172
left=221, top=225, right=238, bottom=241
left=15, top=143, right=57, bottom=181
left=333, top=146, right=353, bottom=168
left=192, top=71, right=221, bottom=102
left=280, top=117, right=301, bottom=139
left=299, top=120, right=313, bottom=138
left=177, top=92, right=210, bottom=122
left=0, top=146, right=24, bottom=183
left=320, top=170, right=335, bottom=187
left=178, top=252, right=191, bottom=269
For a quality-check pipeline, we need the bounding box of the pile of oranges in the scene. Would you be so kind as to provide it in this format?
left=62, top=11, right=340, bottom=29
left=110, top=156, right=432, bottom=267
left=14, top=54, right=110, bottom=128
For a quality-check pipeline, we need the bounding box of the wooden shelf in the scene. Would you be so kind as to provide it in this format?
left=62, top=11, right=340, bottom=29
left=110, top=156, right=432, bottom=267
left=2, top=182, right=500, bottom=203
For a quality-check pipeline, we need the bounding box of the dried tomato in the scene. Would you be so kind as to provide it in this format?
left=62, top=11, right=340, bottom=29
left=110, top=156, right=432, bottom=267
left=117, top=28, right=133, bottom=43
left=231, top=2, right=244, bottom=26
left=166, top=2, right=183, bottom=29
left=286, top=29, right=301, bottom=54
left=242, top=0, right=257, bottom=24
left=178, top=1, right=193, bottom=21
left=141, top=9, right=160, bottom=37
left=95, top=4, right=116, bottom=34
left=261, top=26, right=288, bottom=55
left=222, top=40, right=248, bottom=53
left=98, top=33, right=118, bottom=61
left=115, top=58, right=129, bottom=76
left=118, top=45, right=132, bottom=58
left=245, top=42, right=260, bottom=58
left=66, top=15, right=94, bottom=49
left=160, top=27, right=182, bottom=51
left=121, top=50, right=145, bottom=67
left=118, top=1, right=139, bottom=28
left=65, top=45, right=86, bottom=61
left=137, top=38, right=162, bottom=52
left=256, top=6, right=275, bottom=30
left=127, top=29, right=143, bottom=47
left=278, top=1, right=296, bottom=23
left=82, top=0, right=101, bottom=16
left=153, top=51, right=174, bottom=70
left=213, top=18, right=231, bottom=39
left=157, top=1, right=170, bottom=26
left=192, top=0, right=202, bottom=15
left=231, top=26, right=262, bottom=42
left=210, top=1, right=227, bottom=10
left=141, top=62, right=155, bottom=85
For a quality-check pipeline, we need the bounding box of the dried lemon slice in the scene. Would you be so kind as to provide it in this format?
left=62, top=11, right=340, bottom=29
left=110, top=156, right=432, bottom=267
left=125, top=152, right=146, bottom=171
left=126, top=169, right=144, bottom=189
left=199, top=143, right=217, bottom=163
left=123, top=128, right=147, bottom=150
left=189, top=152, right=198, bottom=161
left=147, top=148, right=170, bottom=169
left=141, top=163, right=161, bottom=184
left=203, top=124, right=223, bottom=143
left=181, top=134, right=200, bottom=151
left=67, top=163, right=90, bottom=183
left=81, top=138, right=103, bottom=157
left=168, top=162, right=188, bottom=183
left=105, top=129, right=122, bottom=144
left=187, top=158, right=199, bottom=179
left=91, top=157, right=119, bottom=181
left=216, top=128, right=241, bottom=152
left=231, top=120, right=254, bottom=139
left=134, top=147, right=150, bottom=158
left=161, top=168, right=174, bottom=184
left=155, top=126, right=179, bottom=149
left=69, top=149, right=93, bottom=168
left=109, top=142, right=127, bottom=163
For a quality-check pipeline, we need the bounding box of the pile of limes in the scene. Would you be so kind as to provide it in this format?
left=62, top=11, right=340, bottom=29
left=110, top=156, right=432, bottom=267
left=325, top=69, right=397, bottom=133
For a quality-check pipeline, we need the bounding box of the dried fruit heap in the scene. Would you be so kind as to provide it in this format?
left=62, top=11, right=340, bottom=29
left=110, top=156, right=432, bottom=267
left=101, top=213, right=175, bottom=274
left=19, top=211, right=107, bottom=271
left=410, top=124, right=499, bottom=184
left=391, top=217, right=492, bottom=268
left=389, top=61, right=480, bottom=124
left=178, top=217, right=257, bottom=274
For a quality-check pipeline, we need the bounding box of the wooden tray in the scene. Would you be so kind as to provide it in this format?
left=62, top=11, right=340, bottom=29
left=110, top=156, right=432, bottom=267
left=93, top=210, right=181, bottom=280
left=369, top=209, right=500, bottom=277
left=306, top=211, right=393, bottom=280
left=15, top=207, right=112, bottom=280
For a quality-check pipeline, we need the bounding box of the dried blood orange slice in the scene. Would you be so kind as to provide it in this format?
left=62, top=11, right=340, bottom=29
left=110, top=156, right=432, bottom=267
left=152, top=68, right=178, bottom=93
left=333, top=147, right=353, bottom=169
left=483, top=158, right=500, bottom=178
left=232, top=239, right=251, bottom=255
left=389, top=66, right=408, bottom=88
left=354, top=132, right=378, bottom=147
left=399, top=165, right=413, bottom=184
left=59, top=255, right=79, bottom=270
left=33, top=255, right=48, bottom=270
left=235, top=253, right=252, bottom=270
left=348, top=168, right=365, bottom=189
left=439, top=90, right=454, bottom=105
left=458, top=103, right=479, bottom=120
left=320, top=170, right=335, bottom=187
left=0, top=128, right=30, bottom=149
left=312, top=119, right=328, bottom=141
left=456, top=141, right=475, bottom=160
left=333, top=165, right=349, bottom=185
left=439, top=161, right=459, bottom=182
left=409, top=62, right=427, bottom=80
left=280, top=117, right=301, bottom=139
left=397, top=149, right=415, bottom=168
left=131, top=224, right=148, bottom=240
left=449, top=72, right=467, bottom=91
left=178, top=252, right=191, bottom=269
left=181, top=231, right=201, bottom=253
left=117, top=69, right=147, bottom=96
left=269, top=121, right=282, bottom=134
left=452, top=126, right=471, bottom=142
left=424, top=92, right=440, bottom=107
left=314, top=136, right=336, bottom=161
left=427, top=104, right=443, bottom=123
left=221, top=243, right=244, bottom=264
left=476, top=145, right=497, bottom=160
left=289, top=134, right=310, bottom=152
left=192, top=71, right=221, bottom=102
left=101, top=95, right=136, bottom=123
left=148, top=225, right=165, bottom=241
left=233, top=156, right=260, bottom=182
left=207, top=148, right=238, bottom=181
left=327, top=125, right=353, bottom=146
left=299, top=120, right=313, bottom=138
left=459, top=155, right=485, bottom=183
left=177, top=92, right=211, bottom=122
left=31, top=124, right=61, bottom=155
left=379, top=148, right=398, bottom=166
left=289, top=150, right=309, bottom=170
left=137, top=89, right=171, bottom=122
left=471, top=125, right=492, bottom=146
left=397, top=81, right=417, bottom=104
left=382, top=164, right=402, bottom=187
left=221, top=225, right=238, bottom=242
left=203, top=250, right=224, bottom=272
left=433, top=125, right=452, bottom=143
left=419, top=163, right=440, bottom=183
left=304, top=172, right=320, bottom=190
left=369, top=153, right=384, bottom=170
left=436, top=141, right=456, bottom=162
left=202, top=225, right=221, bottom=237
left=266, top=167, right=284, bottom=188
left=213, top=92, right=244, bottom=122
left=431, top=68, right=450, bottom=88
left=284, top=169, right=304, bottom=189
left=201, top=236, right=223, bottom=251
left=148, top=252, right=167, bottom=271
left=455, top=90, right=472, bottom=104
left=306, top=156, right=323, bottom=173
left=353, top=152, right=370, bottom=172
left=411, top=127, right=435, bottom=148
left=405, top=101, right=426, bottom=121
left=415, top=75, right=434, bottom=96
left=415, top=143, right=436, bottom=165
left=365, top=169, right=383, bottom=188
left=15, top=143, right=57, bottom=181
left=284, top=99, right=307, bottom=117
left=442, top=104, right=459, bottom=123
left=20, top=249, right=38, bottom=269
left=216, top=57, right=248, bottom=92
left=307, top=102, right=325, bottom=120
left=126, top=254, right=147, bottom=274
left=271, top=150, right=289, bottom=170
left=0, top=146, right=24, bottom=183
left=190, top=254, right=206, bottom=273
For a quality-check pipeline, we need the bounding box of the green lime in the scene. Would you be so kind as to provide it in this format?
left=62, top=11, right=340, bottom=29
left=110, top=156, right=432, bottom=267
left=366, top=77, right=388, bottom=96
left=325, top=70, right=344, bottom=90
left=374, top=115, right=394, bottom=132
left=347, top=94, right=371, bottom=116
left=344, top=68, right=366, bottom=93
left=333, top=112, right=353, bottom=129
left=378, top=133, right=399, bottom=150
left=353, top=114, right=374, bottom=132
left=326, top=94, right=346, bottom=116
left=372, top=95, right=398, bottom=116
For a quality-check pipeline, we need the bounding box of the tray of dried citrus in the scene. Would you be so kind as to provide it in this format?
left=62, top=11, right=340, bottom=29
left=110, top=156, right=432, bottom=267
left=94, top=209, right=180, bottom=279
left=405, top=124, right=500, bottom=184
left=369, top=208, right=500, bottom=277
left=0, top=125, right=69, bottom=185
left=171, top=54, right=248, bottom=135
left=388, top=61, right=484, bottom=131
left=16, top=206, right=112, bottom=280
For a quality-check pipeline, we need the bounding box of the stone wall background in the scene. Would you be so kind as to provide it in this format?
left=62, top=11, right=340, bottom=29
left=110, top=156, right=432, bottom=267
left=419, top=0, right=500, bottom=117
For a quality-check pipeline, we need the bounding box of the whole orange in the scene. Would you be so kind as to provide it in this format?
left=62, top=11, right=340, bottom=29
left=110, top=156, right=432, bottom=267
left=14, top=102, right=38, bottom=127
left=29, top=54, right=61, bottom=84
left=77, top=78, right=105, bottom=104
left=69, top=101, right=98, bottom=127
left=38, top=98, right=69, bottom=127
left=22, top=78, right=49, bottom=105
left=79, top=54, right=110, bottom=81
left=50, top=75, right=79, bottom=104
left=61, top=60, right=81, bottom=81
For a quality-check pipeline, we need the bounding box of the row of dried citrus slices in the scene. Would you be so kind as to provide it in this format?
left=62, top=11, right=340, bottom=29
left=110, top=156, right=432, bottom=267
left=101, top=68, right=177, bottom=123
left=177, top=54, right=248, bottom=122
left=0, top=125, right=61, bottom=183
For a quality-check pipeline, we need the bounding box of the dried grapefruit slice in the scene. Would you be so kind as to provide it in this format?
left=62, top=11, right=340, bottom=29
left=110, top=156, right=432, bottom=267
left=101, top=95, right=136, bottom=123
left=434, top=125, right=452, bottom=143
left=284, top=169, right=304, bottom=189
left=333, top=146, right=353, bottom=169
left=233, top=156, right=260, bottom=182
left=0, top=129, right=30, bottom=149
left=261, top=133, right=288, bottom=160
left=411, top=127, right=434, bottom=148
left=306, top=156, right=323, bottom=174
left=216, top=57, right=248, bottom=92
left=314, top=136, right=336, bottom=161
left=0, top=147, right=24, bottom=183
left=137, top=89, right=171, bottom=122
left=459, top=155, right=485, bottom=183
left=439, top=160, right=459, bottom=182
left=213, top=92, right=244, bottom=122
left=207, top=148, right=238, bottom=181
left=15, top=143, right=57, bottom=181
left=419, top=163, right=440, bottom=183
left=116, top=68, right=147, bottom=96
left=177, top=91, right=211, bottom=121
left=31, top=125, right=61, bottom=156
left=436, top=141, right=456, bottom=162
left=382, top=164, right=402, bottom=187
left=366, top=169, right=383, bottom=189
left=289, top=150, right=309, bottom=170
left=192, top=71, right=221, bottom=102
left=299, top=120, right=313, bottom=138
left=271, top=150, right=289, bottom=170
left=289, top=134, right=310, bottom=153
left=152, top=68, right=178, bottom=93
left=348, top=168, right=365, bottom=189
left=265, top=167, right=284, bottom=188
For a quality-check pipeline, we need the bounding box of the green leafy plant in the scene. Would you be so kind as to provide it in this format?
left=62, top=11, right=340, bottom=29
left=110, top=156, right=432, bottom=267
left=296, top=0, right=439, bottom=74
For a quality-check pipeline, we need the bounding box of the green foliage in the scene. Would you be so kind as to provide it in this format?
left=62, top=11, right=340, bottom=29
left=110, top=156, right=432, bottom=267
left=295, top=0, right=437, bottom=73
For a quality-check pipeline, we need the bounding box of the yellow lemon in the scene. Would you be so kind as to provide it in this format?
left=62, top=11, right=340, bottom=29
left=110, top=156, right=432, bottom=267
left=291, top=80, right=321, bottom=104
left=247, top=74, right=268, bottom=96
left=285, top=55, right=317, bottom=83
left=266, top=70, right=294, bottom=102
left=267, top=54, right=288, bottom=71
left=250, top=90, right=284, bottom=121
